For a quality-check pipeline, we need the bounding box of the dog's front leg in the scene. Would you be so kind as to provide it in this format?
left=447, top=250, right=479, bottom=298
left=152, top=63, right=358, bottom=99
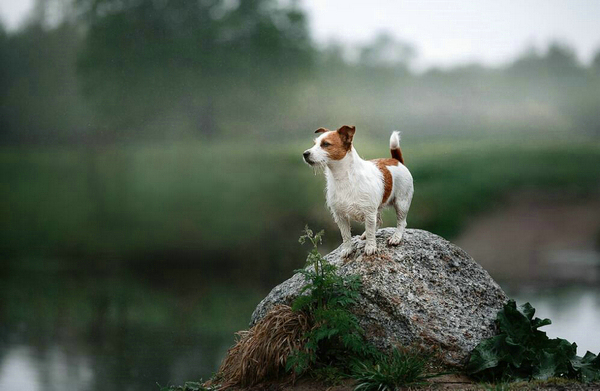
left=361, top=211, right=381, bottom=240
left=364, top=212, right=378, bottom=255
left=334, top=212, right=353, bottom=258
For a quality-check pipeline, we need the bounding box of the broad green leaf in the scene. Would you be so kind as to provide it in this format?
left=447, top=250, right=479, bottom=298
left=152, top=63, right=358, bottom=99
left=467, top=300, right=600, bottom=383
left=466, top=335, right=504, bottom=373
left=518, top=302, right=536, bottom=321
left=533, top=350, right=558, bottom=380
left=572, top=351, right=600, bottom=382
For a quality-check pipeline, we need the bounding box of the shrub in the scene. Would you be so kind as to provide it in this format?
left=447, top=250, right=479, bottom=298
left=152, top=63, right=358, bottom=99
left=467, top=300, right=600, bottom=383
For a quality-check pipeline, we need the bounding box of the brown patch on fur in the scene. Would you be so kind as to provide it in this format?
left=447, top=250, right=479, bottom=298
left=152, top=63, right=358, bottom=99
left=322, top=131, right=351, bottom=160
left=337, top=125, right=355, bottom=148
left=314, top=127, right=328, bottom=134
left=391, top=147, right=404, bottom=164
left=371, top=158, right=399, bottom=204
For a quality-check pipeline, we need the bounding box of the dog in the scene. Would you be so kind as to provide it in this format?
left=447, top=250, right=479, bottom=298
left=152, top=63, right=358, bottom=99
left=303, top=125, right=414, bottom=257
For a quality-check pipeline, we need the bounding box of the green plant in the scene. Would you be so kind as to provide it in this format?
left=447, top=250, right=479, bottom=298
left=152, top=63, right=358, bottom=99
left=158, top=381, right=214, bottom=391
left=467, top=300, right=600, bottom=383
left=310, top=365, right=347, bottom=385
left=482, top=383, right=512, bottom=391
left=286, top=226, right=370, bottom=374
left=481, top=377, right=578, bottom=391
left=352, top=348, right=430, bottom=390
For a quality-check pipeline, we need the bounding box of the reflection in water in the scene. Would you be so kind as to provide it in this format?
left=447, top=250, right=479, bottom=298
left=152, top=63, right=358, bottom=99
left=1, top=268, right=599, bottom=390
left=0, top=345, right=94, bottom=391
left=0, top=268, right=264, bottom=391
left=0, top=347, right=41, bottom=391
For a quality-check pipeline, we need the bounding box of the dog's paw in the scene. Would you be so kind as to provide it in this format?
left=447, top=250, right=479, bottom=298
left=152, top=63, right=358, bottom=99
left=339, top=242, right=354, bottom=258
left=364, top=242, right=378, bottom=255
left=387, top=231, right=403, bottom=246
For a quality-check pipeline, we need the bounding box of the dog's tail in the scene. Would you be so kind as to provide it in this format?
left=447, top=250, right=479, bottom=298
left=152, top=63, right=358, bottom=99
left=389, top=131, right=404, bottom=164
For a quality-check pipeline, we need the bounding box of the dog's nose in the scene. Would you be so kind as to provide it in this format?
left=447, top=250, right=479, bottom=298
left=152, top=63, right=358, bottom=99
left=303, top=151, right=310, bottom=159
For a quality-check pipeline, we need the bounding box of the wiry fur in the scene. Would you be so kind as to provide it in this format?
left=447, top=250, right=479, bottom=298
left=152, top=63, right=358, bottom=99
left=303, top=126, right=414, bottom=256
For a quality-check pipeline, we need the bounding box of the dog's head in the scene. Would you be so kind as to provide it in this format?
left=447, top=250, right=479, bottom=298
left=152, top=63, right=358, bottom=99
left=302, top=125, right=356, bottom=166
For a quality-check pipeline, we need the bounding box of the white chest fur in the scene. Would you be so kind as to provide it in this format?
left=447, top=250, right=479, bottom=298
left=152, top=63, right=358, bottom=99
left=325, top=149, right=384, bottom=222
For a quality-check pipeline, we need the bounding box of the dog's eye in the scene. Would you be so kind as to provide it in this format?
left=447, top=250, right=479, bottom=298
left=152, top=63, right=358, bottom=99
left=321, top=141, right=331, bottom=147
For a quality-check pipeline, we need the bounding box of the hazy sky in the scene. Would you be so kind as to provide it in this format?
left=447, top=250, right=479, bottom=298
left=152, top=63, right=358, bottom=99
left=303, top=0, right=600, bottom=70
left=2, top=0, right=600, bottom=70
left=0, top=0, right=32, bottom=30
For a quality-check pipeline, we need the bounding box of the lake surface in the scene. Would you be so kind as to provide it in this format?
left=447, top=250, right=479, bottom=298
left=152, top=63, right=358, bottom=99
left=1, top=266, right=599, bottom=391
left=0, top=267, right=263, bottom=391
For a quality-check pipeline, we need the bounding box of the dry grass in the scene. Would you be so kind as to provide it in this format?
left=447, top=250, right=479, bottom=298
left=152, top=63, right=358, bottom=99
left=215, top=305, right=312, bottom=389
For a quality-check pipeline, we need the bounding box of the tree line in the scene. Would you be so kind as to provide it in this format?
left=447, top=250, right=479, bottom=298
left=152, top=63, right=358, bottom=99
left=1, top=0, right=600, bottom=145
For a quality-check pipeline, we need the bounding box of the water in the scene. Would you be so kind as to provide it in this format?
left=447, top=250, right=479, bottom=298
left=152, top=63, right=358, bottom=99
left=0, top=267, right=264, bottom=391
left=1, top=268, right=599, bottom=390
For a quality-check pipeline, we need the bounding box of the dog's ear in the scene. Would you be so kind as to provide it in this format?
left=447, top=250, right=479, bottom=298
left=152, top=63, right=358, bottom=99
left=315, top=127, right=328, bottom=134
left=337, top=125, right=356, bottom=147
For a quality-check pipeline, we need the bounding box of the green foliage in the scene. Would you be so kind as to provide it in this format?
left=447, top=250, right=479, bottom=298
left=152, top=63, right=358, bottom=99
left=158, top=381, right=214, bottom=391
left=467, top=300, right=600, bottom=383
left=75, top=0, right=313, bottom=136
left=2, top=141, right=599, bottom=274
left=5, top=1, right=600, bottom=144
left=287, top=226, right=370, bottom=374
left=294, top=227, right=362, bottom=314
left=0, top=23, right=89, bottom=143
left=309, top=365, right=347, bottom=385
left=352, top=348, right=430, bottom=390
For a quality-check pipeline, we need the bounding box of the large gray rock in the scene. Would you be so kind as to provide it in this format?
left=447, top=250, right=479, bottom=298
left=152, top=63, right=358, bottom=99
left=251, top=228, right=508, bottom=366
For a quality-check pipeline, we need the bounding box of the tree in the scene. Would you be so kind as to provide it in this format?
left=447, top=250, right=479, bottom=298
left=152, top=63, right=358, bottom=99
left=75, top=0, right=313, bottom=139
left=359, top=32, right=416, bottom=69
left=0, top=20, right=88, bottom=144
left=509, top=42, right=582, bottom=78
left=545, top=42, right=580, bottom=75
left=591, top=48, right=600, bottom=73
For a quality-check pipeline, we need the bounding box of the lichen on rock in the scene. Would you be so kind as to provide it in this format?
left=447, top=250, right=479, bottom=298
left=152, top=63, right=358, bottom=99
left=250, top=228, right=508, bottom=366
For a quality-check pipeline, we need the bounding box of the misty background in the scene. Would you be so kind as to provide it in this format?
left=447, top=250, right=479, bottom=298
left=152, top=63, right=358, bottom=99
left=1, top=0, right=599, bottom=390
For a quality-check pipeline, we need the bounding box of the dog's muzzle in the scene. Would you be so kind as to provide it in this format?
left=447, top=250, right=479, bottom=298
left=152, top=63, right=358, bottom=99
left=303, top=151, right=313, bottom=165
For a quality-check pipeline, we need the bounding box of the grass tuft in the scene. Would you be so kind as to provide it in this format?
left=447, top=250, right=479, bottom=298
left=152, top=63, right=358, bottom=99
left=158, top=381, right=214, bottom=391
left=352, top=347, right=430, bottom=391
left=215, top=304, right=312, bottom=388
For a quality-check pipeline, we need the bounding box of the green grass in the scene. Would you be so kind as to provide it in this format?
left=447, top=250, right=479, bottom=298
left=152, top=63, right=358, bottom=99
left=482, top=377, right=589, bottom=390
left=2, top=137, right=599, bottom=276
left=352, top=348, right=431, bottom=390
left=158, top=381, right=215, bottom=391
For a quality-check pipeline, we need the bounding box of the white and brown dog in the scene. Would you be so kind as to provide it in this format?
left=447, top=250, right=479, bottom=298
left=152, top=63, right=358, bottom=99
left=303, top=125, right=414, bottom=257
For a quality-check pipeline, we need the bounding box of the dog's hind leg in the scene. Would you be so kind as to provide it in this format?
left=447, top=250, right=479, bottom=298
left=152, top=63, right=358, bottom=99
left=388, top=197, right=410, bottom=246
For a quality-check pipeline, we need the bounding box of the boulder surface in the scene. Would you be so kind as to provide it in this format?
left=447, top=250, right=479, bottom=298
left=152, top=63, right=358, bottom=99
left=251, top=228, right=508, bottom=366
